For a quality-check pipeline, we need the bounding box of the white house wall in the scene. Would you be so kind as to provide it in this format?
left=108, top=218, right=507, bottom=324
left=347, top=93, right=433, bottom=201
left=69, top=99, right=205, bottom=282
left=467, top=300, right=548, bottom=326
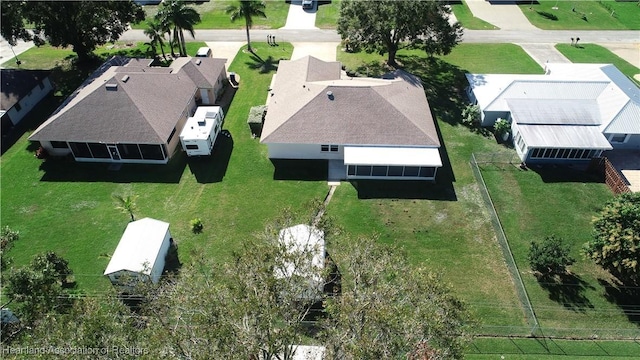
left=481, top=111, right=510, bottom=127
left=606, top=133, right=640, bottom=149
left=7, top=78, right=53, bottom=125
left=267, top=143, right=344, bottom=160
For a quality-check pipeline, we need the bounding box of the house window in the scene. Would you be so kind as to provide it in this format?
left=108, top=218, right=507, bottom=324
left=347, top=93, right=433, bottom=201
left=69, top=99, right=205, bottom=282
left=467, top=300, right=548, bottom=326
left=50, top=141, right=68, bottom=149
left=388, top=166, right=403, bottom=177
left=167, top=127, right=177, bottom=144
left=372, top=166, right=387, bottom=176
left=117, top=144, right=143, bottom=159
left=610, top=134, right=629, bottom=143
left=419, top=167, right=435, bottom=178
left=347, top=165, right=356, bottom=176
left=321, top=144, right=339, bottom=152
left=356, top=165, right=372, bottom=176
left=69, top=142, right=92, bottom=158
left=14, top=103, right=22, bottom=112
left=139, top=144, right=165, bottom=160
left=88, top=143, right=110, bottom=158
left=186, top=144, right=199, bottom=150
left=404, top=166, right=419, bottom=177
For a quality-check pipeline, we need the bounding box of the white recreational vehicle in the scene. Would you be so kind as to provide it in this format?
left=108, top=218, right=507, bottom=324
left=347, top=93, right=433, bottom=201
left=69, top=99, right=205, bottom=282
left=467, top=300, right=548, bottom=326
left=180, top=106, right=225, bottom=156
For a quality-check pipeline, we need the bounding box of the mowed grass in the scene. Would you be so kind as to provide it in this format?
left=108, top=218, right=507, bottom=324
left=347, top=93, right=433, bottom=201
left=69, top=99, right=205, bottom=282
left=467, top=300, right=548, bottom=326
left=519, top=0, right=640, bottom=30
left=315, top=0, right=341, bottom=29
left=451, top=1, right=499, bottom=30
left=481, top=165, right=639, bottom=337
left=556, top=43, right=640, bottom=79
left=467, top=337, right=640, bottom=359
left=1, top=42, right=328, bottom=294
left=132, top=0, right=289, bottom=29
left=332, top=44, right=544, bottom=334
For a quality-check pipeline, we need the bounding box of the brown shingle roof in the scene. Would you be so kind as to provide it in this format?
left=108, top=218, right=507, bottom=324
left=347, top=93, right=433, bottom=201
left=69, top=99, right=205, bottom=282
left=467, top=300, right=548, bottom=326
left=260, top=56, right=439, bottom=147
left=29, top=57, right=226, bottom=144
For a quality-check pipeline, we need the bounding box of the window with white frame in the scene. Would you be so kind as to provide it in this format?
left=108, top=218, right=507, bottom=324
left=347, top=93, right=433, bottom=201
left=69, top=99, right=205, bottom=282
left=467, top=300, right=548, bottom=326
left=321, top=144, right=339, bottom=152
left=610, top=134, right=629, bottom=143
left=529, top=148, right=601, bottom=160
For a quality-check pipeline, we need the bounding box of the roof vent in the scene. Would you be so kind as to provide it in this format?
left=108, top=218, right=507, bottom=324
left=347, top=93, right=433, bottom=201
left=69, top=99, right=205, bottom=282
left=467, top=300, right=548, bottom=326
left=195, top=59, right=201, bottom=65
left=121, top=75, right=130, bottom=83
left=105, top=83, right=118, bottom=91
left=326, top=91, right=334, bottom=100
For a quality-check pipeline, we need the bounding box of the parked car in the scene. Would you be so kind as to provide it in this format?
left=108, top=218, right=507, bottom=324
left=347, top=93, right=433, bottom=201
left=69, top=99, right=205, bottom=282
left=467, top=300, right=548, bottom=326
left=302, top=0, right=314, bottom=10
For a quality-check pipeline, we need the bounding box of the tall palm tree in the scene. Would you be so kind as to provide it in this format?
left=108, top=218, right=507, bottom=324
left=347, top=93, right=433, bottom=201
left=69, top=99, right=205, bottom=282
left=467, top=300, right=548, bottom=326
left=226, top=0, right=266, bottom=54
left=144, top=20, right=167, bottom=60
left=155, top=0, right=201, bottom=57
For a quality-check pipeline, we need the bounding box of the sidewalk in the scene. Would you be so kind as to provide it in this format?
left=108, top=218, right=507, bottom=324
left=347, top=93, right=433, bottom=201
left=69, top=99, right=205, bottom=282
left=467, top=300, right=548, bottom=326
left=0, top=37, right=35, bottom=68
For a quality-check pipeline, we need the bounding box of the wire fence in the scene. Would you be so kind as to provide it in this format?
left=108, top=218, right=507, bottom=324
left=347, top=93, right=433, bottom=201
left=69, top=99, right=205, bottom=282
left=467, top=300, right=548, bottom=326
left=470, top=153, right=539, bottom=336
left=469, top=153, right=640, bottom=340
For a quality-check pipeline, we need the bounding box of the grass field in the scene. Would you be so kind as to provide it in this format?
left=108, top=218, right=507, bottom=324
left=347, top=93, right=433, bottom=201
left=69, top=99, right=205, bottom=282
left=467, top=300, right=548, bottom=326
left=519, top=0, right=640, bottom=30
left=555, top=43, right=640, bottom=80
left=132, top=0, right=289, bottom=29
left=451, top=1, right=499, bottom=30
left=315, top=0, right=341, bottom=29
left=467, top=337, right=640, bottom=359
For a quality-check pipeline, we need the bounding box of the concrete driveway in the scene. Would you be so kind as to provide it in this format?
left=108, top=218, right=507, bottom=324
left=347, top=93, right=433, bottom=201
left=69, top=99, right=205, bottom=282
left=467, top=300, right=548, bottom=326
left=282, top=1, right=318, bottom=30
left=518, top=43, right=571, bottom=68
left=204, top=41, right=245, bottom=70
left=291, top=42, right=339, bottom=62
left=465, top=0, right=538, bottom=31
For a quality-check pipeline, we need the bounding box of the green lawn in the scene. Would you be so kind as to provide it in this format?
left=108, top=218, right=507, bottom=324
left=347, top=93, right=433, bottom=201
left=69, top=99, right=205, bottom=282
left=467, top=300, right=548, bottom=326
left=133, top=0, right=289, bottom=30
left=451, top=1, right=499, bottom=30
left=481, top=165, right=639, bottom=337
left=1, top=42, right=328, bottom=295
left=555, top=43, right=640, bottom=79
left=315, top=0, right=341, bottom=29
left=333, top=44, right=546, bottom=335
left=467, top=337, right=640, bottom=359
left=519, top=0, right=640, bottom=30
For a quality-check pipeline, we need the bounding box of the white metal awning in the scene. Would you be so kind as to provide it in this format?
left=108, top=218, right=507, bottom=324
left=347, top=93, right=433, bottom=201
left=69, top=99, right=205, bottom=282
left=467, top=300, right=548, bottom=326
left=344, top=146, right=442, bottom=167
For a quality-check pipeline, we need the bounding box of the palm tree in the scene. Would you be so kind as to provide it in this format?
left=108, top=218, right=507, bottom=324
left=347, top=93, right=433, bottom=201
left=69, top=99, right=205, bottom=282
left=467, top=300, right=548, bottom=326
left=226, top=0, right=266, bottom=54
left=144, top=20, right=167, bottom=60
left=113, top=194, right=138, bottom=222
left=155, top=0, right=201, bottom=57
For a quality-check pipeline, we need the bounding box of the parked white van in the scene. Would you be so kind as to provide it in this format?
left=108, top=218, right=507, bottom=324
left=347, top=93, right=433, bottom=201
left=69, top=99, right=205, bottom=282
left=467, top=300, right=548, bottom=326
left=196, top=47, right=212, bottom=58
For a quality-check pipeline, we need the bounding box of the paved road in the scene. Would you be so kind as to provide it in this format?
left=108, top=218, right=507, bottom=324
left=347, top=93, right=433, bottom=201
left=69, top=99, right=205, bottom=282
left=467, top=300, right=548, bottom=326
left=118, top=28, right=640, bottom=45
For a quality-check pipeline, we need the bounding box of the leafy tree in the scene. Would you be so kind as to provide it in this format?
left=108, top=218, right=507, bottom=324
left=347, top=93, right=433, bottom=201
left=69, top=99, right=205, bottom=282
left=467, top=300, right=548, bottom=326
left=226, top=0, right=267, bottom=54
left=113, top=194, right=138, bottom=222
left=321, top=236, right=470, bottom=359
left=15, top=1, right=145, bottom=63
left=143, top=212, right=324, bottom=359
left=4, top=252, right=75, bottom=324
left=155, top=0, right=201, bottom=57
left=528, top=235, right=575, bottom=275
left=1, top=226, right=19, bottom=273
left=584, top=192, right=640, bottom=285
left=0, top=1, right=33, bottom=46
left=144, top=19, right=168, bottom=60
left=337, top=0, right=462, bottom=66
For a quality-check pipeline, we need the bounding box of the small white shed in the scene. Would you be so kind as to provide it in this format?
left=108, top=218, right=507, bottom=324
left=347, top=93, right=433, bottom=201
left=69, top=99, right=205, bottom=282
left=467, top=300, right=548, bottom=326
left=104, top=218, right=171, bottom=286
left=179, top=106, right=225, bottom=156
left=274, top=224, right=325, bottom=301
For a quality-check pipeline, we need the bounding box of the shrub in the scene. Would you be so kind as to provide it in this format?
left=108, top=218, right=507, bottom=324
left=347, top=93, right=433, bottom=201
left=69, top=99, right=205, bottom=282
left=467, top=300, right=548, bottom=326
left=190, top=218, right=204, bottom=234
left=494, top=118, right=511, bottom=137
left=461, top=104, right=480, bottom=127
left=528, top=235, right=575, bottom=275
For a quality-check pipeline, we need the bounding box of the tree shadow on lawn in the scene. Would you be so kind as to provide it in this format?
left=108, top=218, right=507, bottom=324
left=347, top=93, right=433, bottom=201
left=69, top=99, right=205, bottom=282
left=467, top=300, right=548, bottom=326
left=186, top=130, right=233, bottom=184
left=246, top=54, right=280, bottom=74
left=598, top=278, right=640, bottom=326
left=395, top=55, right=471, bottom=127
left=535, top=272, right=595, bottom=313
left=38, top=151, right=186, bottom=183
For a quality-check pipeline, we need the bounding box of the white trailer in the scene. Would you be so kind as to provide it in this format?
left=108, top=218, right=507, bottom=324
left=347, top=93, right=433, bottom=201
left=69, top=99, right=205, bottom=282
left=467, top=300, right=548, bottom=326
left=180, top=106, right=224, bottom=156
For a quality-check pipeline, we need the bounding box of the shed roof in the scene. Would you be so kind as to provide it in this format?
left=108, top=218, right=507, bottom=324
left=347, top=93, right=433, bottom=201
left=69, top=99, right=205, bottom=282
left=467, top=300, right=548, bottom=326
left=1, top=69, right=51, bottom=110
left=104, top=218, right=170, bottom=277
left=275, top=224, right=325, bottom=293
left=261, top=56, right=439, bottom=147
